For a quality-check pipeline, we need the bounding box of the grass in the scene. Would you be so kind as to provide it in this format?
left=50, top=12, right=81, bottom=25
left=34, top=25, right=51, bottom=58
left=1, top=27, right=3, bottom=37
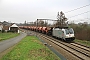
left=0, top=32, right=19, bottom=41
left=74, top=39, right=90, bottom=47
left=1, top=36, right=60, bottom=60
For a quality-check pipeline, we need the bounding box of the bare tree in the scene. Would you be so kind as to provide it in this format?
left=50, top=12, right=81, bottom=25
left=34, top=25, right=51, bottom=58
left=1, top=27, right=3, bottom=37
left=56, top=11, right=67, bottom=27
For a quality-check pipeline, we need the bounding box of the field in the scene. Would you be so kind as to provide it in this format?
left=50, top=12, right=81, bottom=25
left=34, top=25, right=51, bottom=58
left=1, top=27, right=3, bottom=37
left=1, top=36, right=60, bottom=60
left=0, top=32, right=19, bottom=41
left=74, top=39, right=90, bottom=47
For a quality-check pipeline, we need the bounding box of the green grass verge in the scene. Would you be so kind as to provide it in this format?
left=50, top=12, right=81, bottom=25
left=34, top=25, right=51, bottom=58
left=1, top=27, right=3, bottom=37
left=74, top=39, right=90, bottom=47
left=1, top=36, right=60, bottom=60
left=0, top=32, right=19, bottom=41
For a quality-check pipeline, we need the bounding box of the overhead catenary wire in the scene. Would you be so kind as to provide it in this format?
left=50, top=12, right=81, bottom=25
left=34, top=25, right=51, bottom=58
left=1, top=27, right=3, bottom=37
left=65, top=4, right=90, bottom=13
left=68, top=11, right=90, bottom=18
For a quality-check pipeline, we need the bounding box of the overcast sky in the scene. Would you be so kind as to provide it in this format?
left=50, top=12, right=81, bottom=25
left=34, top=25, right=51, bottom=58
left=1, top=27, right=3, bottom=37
left=0, top=0, right=90, bottom=24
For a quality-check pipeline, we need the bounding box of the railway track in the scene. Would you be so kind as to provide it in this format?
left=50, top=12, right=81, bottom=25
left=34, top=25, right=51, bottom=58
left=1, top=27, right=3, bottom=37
left=24, top=29, right=90, bottom=60
left=45, top=36, right=90, bottom=57
left=38, top=34, right=90, bottom=60
left=72, top=42, right=90, bottom=48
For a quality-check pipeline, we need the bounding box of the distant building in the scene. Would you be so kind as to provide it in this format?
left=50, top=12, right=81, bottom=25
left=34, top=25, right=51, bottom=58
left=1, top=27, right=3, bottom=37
left=78, top=22, right=88, bottom=25
left=83, top=22, right=88, bottom=24
left=0, top=23, right=3, bottom=31
left=9, top=23, right=20, bottom=33
left=0, top=21, right=20, bottom=33
left=78, top=22, right=83, bottom=25
left=3, top=25, right=9, bottom=32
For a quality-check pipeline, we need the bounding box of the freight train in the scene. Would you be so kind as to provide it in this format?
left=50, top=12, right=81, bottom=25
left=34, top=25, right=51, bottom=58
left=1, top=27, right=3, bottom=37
left=19, top=26, right=75, bottom=42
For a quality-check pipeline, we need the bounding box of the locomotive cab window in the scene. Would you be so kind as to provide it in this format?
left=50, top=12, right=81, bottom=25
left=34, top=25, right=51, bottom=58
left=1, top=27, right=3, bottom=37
left=65, top=28, right=74, bottom=34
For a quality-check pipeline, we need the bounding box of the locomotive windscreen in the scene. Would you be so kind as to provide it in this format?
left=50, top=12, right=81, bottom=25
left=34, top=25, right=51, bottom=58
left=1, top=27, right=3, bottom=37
left=65, top=28, right=74, bottom=34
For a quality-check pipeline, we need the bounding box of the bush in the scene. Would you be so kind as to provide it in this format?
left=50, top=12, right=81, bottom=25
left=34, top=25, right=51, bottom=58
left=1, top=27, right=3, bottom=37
left=2, top=30, right=5, bottom=33
left=70, top=24, right=90, bottom=41
left=7, top=30, right=15, bottom=33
